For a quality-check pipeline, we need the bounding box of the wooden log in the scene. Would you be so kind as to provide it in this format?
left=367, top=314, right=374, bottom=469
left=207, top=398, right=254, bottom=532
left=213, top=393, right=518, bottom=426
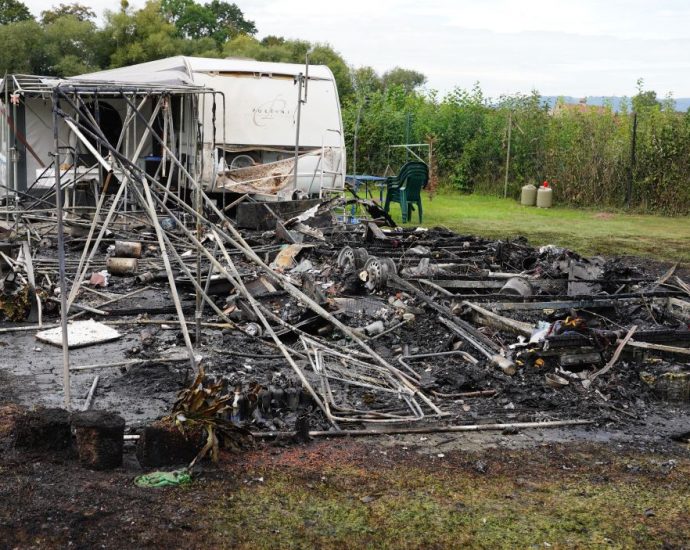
left=625, top=339, right=690, bottom=357
left=650, top=263, right=677, bottom=290
left=590, top=325, right=638, bottom=381
left=462, top=301, right=533, bottom=336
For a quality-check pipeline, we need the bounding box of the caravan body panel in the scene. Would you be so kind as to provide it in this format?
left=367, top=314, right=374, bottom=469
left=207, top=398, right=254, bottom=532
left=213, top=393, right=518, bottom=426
left=77, top=56, right=346, bottom=196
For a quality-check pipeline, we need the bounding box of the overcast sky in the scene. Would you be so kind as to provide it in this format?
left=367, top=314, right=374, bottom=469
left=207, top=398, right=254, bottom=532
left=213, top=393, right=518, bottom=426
left=25, top=0, right=690, bottom=98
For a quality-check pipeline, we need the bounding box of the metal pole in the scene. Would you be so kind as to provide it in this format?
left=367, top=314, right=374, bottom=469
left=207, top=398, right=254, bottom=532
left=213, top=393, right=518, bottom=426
left=195, top=187, right=202, bottom=342
left=94, top=94, right=103, bottom=198
left=124, top=103, right=130, bottom=229
left=10, top=95, right=17, bottom=220
left=175, top=94, right=184, bottom=208
left=503, top=110, right=512, bottom=198
left=198, top=92, right=205, bottom=194
left=3, top=78, right=8, bottom=221
left=52, top=90, right=71, bottom=408
left=195, top=93, right=204, bottom=344
left=292, top=72, right=304, bottom=192
left=140, top=177, right=197, bottom=371
left=221, top=92, right=227, bottom=210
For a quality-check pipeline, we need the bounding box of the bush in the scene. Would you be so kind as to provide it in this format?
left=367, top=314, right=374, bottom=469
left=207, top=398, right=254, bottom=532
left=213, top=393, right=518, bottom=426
left=343, top=86, right=690, bottom=215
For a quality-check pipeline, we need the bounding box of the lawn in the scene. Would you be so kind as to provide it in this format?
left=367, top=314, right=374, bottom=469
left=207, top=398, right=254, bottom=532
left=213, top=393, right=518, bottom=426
left=383, top=193, right=690, bottom=262
left=209, top=441, right=690, bottom=549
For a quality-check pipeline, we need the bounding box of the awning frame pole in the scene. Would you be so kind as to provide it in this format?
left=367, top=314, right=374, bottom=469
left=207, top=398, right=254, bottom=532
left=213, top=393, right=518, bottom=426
left=52, top=89, right=70, bottom=408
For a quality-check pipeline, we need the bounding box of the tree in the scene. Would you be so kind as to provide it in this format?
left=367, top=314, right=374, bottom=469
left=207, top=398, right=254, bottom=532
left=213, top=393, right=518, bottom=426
left=260, top=35, right=284, bottom=47
left=174, top=2, right=215, bottom=40
left=381, top=67, right=426, bottom=94
left=160, top=0, right=192, bottom=24
left=632, top=78, right=660, bottom=112
left=40, top=3, right=96, bottom=24
left=352, top=66, right=382, bottom=97
left=0, top=0, right=32, bottom=24
left=161, top=0, right=255, bottom=45
left=43, top=15, right=100, bottom=75
left=222, top=33, right=262, bottom=58
left=207, top=0, right=256, bottom=39
left=104, top=0, right=187, bottom=67
left=0, top=19, right=46, bottom=73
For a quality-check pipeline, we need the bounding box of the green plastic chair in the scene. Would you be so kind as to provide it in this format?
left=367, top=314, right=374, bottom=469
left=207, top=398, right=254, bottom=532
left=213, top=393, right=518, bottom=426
left=383, top=161, right=429, bottom=223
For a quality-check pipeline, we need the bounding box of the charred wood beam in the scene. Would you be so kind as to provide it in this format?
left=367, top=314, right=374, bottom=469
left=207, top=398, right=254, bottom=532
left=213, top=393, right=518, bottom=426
left=482, top=295, right=677, bottom=309
left=545, top=329, right=690, bottom=349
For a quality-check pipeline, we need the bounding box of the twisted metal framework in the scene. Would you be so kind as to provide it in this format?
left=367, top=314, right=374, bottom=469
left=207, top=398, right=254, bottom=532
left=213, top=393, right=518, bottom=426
left=301, top=335, right=428, bottom=424
left=0, top=75, right=443, bottom=426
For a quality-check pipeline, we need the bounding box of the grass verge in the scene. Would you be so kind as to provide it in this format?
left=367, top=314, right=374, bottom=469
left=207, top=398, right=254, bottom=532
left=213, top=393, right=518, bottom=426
left=382, top=193, right=690, bottom=262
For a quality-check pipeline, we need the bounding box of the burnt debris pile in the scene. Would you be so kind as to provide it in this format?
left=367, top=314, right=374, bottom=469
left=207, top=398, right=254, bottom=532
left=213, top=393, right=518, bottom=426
left=2, top=198, right=689, bottom=444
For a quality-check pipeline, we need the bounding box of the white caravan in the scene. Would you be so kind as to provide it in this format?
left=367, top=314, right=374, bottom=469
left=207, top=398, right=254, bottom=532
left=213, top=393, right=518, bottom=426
left=77, top=56, right=346, bottom=198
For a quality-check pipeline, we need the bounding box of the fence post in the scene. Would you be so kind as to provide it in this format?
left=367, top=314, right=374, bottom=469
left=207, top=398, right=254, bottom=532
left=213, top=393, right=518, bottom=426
left=626, top=111, right=637, bottom=208
left=353, top=101, right=363, bottom=176
left=405, top=112, right=411, bottom=162
left=503, top=111, right=512, bottom=198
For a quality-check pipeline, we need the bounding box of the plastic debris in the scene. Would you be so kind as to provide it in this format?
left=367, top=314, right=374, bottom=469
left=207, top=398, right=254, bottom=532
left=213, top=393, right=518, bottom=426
left=134, top=469, right=192, bottom=488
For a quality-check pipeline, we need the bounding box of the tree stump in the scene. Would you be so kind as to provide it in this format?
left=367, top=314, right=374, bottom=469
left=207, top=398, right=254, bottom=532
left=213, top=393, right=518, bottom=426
left=136, top=421, right=204, bottom=468
left=71, top=410, right=125, bottom=470
left=13, top=407, right=71, bottom=451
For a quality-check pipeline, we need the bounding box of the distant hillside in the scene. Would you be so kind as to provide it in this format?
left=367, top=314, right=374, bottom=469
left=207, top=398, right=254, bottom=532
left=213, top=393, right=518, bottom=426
left=541, top=96, right=690, bottom=112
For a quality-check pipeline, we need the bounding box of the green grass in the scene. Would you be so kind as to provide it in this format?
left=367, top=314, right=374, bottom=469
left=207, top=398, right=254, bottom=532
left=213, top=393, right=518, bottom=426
left=385, top=193, right=690, bottom=262
left=209, top=445, right=690, bottom=549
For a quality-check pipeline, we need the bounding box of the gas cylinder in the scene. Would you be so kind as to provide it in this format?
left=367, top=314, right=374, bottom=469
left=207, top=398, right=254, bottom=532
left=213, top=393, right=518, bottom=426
left=113, top=241, right=142, bottom=258
left=536, top=181, right=553, bottom=208
left=521, top=183, right=537, bottom=206
left=106, top=257, right=138, bottom=275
